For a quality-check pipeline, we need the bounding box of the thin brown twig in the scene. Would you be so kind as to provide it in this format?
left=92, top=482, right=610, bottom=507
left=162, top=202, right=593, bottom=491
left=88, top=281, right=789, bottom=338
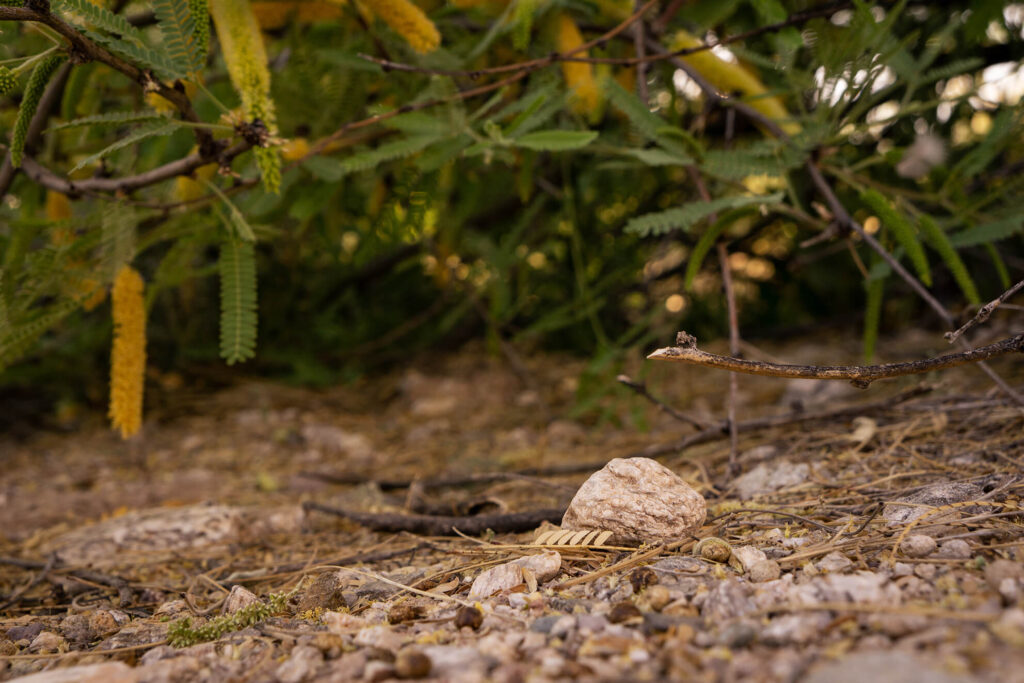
left=946, top=279, right=1024, bottom=344
left=717, top=242, right=741, bottom=475
left=648, top=331, right=1024, bottom=387
left=616, top=374, right=712, bottom=429
left=302, top=501, right=566, bottom=536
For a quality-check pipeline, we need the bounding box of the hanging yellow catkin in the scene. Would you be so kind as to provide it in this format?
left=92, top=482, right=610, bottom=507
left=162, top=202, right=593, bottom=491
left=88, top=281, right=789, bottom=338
left=361, top=0, right=440, bottom=54
left=109, top=266, right=146, bottom=439
left=555, top=13, right=601, bottom=120
left=209, top=0, right=281, bottom=192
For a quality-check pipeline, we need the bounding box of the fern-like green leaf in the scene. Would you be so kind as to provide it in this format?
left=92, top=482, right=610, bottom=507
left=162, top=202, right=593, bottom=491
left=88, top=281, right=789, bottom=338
left=605, top=78, right=700, bottom=161
left=153, top=0, right=203, bottom=74
left=51, top=0, right=147, bottom=45
left=335, top=135, right=436, bottom=176
left=862, top=268, right=886, bottom=363
left=203, top=179, right=256, bottom=241
left=626, top=193, right=783, bottom=238
left=0, top=299, right=79, bottom=371
left=11, top=54, right=66, bottom=169
left=50, top=110, right=171, bottom=131
left=514, top=130, right=597, bottom=151
left=950, top=216, right=1024, bottom=247
left=951, top=108, right=1016, bottom=180
left=860, top=189, right=931, bottom=287
left=219, top=238, right=258, bottom=365
left=82, top=29, right=186, bottom=80
left=70, top=121, right=180, bottom=173
left=918, top=215, right=980, bottom=305
left=683, top=211, right=743, bottom=290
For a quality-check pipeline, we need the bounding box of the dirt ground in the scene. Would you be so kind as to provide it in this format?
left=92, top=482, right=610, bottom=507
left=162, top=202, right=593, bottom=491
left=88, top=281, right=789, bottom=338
left=1, top=332, right=1023, bottom=682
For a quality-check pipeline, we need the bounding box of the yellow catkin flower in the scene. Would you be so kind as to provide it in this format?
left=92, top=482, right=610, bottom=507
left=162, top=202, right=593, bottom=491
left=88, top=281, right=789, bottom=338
left=210, top=0, right=281, bottom=192
left=46, top=190, right=73, bottom=222
left=671, top=29, right=800, bottom=135
left=109, top=266, right=147, bottom=439
left=555, top=13, right=602, bottom=120
left=146, top=81, right=199, bottom=113
left=362, top=0, right=441, bottom=54
left=251, top=0, right=347, bottom=29
left=280, top=137, right=310, bottom=161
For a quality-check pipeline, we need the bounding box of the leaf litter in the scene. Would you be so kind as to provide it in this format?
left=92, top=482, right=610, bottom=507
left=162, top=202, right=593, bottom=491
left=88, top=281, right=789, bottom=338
left=1, top=339, right=1023, bottom=682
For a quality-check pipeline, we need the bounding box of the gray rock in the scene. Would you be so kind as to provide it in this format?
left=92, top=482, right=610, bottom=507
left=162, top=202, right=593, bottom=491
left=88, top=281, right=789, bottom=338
left=9, top=662, right=137, bottom=683
left=468, top=563, right=524, bottom=600
left=275, top=644, right=324, bottom=683
left=802, top=651, right=980, bottom=683
left=882, top=482, right=983, bottom=526
left=934, top=539, right=972, bottom=559
left=511, top=551, right=562, bottom=583
left=900, top=535, right=937, bottom=558
left=816, top=551, right=853, bottom=573
left=761, top=613, right=831, bottom=646
left=717, top=620, right=757, bottom=648
left=701, top=579, right=754, bottom=623
left=749, top=559, right=782, bottom=583
left=561, top=458, right=706, bottom=544
left=733, top=460, right=809, bottom=500
left=222, top=585, right=260, bottom=614
left=985, top=559, right=1023, bottom=590
left=731, top=546, right=768, bottom=572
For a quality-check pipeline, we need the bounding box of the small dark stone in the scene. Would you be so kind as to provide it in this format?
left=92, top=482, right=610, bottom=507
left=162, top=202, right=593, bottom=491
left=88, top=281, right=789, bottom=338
left=5, top=623, right=44, bottom=643
left=530, top=615, right=562, bottom=634
left=454, top=605, right=484, bottom=630
left=607, top=601, right=643, bottom=624
left=629, top=567, right=658, bottom=593
left=717, top=620, right=758, bottom=648
left=395, top=649, right=432, bottom=679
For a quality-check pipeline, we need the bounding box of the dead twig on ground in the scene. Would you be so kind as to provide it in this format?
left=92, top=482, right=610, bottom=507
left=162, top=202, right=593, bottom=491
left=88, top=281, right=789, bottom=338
left=302, top=501, right=565, bottom=536
left=648, top=331, right=1024, bottom=387
left=616, top=374, right=712, bottom=429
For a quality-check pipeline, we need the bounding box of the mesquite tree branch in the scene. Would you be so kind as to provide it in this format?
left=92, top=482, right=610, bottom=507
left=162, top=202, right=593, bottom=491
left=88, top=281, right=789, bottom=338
left=946, top=279, right=1024, bottom=344
left=648, top=331, right=1024, bottom=387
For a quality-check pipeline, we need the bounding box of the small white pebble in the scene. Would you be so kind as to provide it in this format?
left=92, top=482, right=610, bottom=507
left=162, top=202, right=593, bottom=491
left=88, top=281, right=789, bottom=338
left=900, top=534, right=937, bottom=559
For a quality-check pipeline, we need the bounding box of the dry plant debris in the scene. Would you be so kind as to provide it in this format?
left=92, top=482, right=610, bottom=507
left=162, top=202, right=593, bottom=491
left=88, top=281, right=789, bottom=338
left=1, top=345, right=1023, bottom=682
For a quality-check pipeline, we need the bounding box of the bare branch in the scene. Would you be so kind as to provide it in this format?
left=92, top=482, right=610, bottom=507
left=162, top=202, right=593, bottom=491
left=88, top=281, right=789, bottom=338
left=946, top=279, right=1024, bottom=344
left=648, top=331, right=1024, bottom=387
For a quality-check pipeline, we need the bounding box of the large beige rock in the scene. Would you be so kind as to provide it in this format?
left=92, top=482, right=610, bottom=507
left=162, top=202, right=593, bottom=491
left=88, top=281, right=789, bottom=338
left=561, top=458, right=706, bottom=544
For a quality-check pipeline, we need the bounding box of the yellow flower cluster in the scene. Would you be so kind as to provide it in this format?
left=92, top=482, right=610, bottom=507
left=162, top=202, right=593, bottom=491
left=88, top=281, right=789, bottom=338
left=555, top=13, right=601, bottom=120
left=363, top=0, right=440, bottom=54
left=210, top=0, right=281, bottom=192
left=109, top=266, right=146, bottom=439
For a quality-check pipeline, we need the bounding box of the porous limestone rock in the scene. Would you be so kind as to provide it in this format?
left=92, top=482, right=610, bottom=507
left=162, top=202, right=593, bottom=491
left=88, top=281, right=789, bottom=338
left=561, top=458, right=706, bottom=544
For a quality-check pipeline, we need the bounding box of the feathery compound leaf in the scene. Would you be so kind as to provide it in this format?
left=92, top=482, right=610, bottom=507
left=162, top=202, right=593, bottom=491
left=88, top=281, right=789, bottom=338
left=83, top=30, right=187, bottom=80
left=50, top=110, right=172, bottom=132
left=951, top=216, right=1024, bottom=247
left=11, top=54, right=66, bottom=169
left=70, top=121, right=180, bottom=173
left=684, top=208, right=757, bottom=290
left=153, top=0, right=203, bottom=74
left=863, top=268, right=886, bottom=363
left=514, top=130, right=598, bottom=151
left=203, top=179, right=256, bottom=241
left=0, top=299, right=79, bottom=372
left=219, top=238, right=258, bottom=365
left=336, top=135, right=435, bottom=175
left=918, top=215, right=980, bottom=305
left=860, top=189, right=931, bottom=287
left=51, top=0, right=146, bottom=45
left=210, top=0, right=279, bottom=192
left=605, top=77, right=663, bottom=140
left=626, top=193, right=783, bottom=237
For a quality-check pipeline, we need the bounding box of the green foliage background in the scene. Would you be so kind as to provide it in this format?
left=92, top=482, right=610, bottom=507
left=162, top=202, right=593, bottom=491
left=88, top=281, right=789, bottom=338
left=0, top=0, right=1022, bottom=421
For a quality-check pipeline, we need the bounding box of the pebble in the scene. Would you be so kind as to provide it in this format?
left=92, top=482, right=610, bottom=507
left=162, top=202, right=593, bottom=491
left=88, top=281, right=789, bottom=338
left=275, top=644, right=324, bottom=683
left=395, top=649, right=432, bottom=679
left=28, top=631, right=66, bottom=654
left=222, top=585, right=260, bottom=614
left=934, top=539, right=972, bottom=559
left=900, top=535, right=937, bottom=558
left=732, top=460, right=809, bottom=500
left=731, top=546, right=768, bottom=572
left=561, top=458, right=706, bottom=544
left=802, top=650, right=978, bottom=683
left=607, top=601, right=642, bottom=624
left=455, top=606, right=484, bottom=630
left=985, top=559, right=1024, bottom=590
left=717, top=620, right=757, bottom=648
left=748, top=559, right=782, bottom=583
left=645, top=585, right=672, bottom=611
left=816, top=551, right=854, bottom=573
